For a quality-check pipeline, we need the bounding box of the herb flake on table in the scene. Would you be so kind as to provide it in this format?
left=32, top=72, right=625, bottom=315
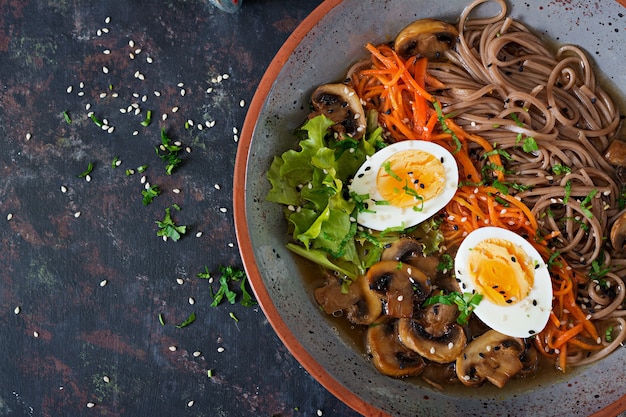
left=156, top=206, right=187, bottom=241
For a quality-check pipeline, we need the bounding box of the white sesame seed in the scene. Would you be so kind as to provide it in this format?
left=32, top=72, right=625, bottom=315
left=448, top=342, right=454, bottom=349
left=146, top=57, right=153, bottom=64
left=79, top=81, right=84, bottom=88
left=103, top=49, right=110, bottom=55
left=103, top=376, right=110, bottom=383
left=317, top=410, right=323, bottom=416
left=195, top=232, right=203, bottom=238
left=120, top=108, right=127, bottom=114
left=74, top=211, right=81, bottom=218
left=99, top=92, right=107, bottom=98
left=102, top=66, right=109, bottom=74
left=162, top=113, right=168, bottom=121
left=26, top=132, right=32, bottom=141
left=172, top=188, right=180, bottom=194
left=227, top=243, right=234, bottom=248
left=87, top=402, right=95, bottom=408
left=193, top=351, right=201, bottom=357
left=222, top=73, right=230, bottom=79
left=107, top=126, right=115, bottom=134
left=206, top=87, right=213, bottom=93
left=217, top=347, right=225, bottom=353
left=100, top=279, right=108, bottom=287
left=141, top=95, right=147, bottom=102
left=429, top=347, right=436, bottom=354
left=232, top=127, right=238, bottom=134
left=85, top=174, right=91, bottom=182
left=14, top=306, right=20, bottom=315
left=6, top=213, right=13, bottom=221
left=33, top=331, right=39, bottom=338
left=185, top=146, right=192, bottom=153
left=219, top=207, right=227, bottom=213
left=177, top=82, right=184, bottom=87
left=176, top=278, right=184, bottom=285
left=133, top=130, right=139, bottom=136
left=97, top=29, right=102, bottom=36
left=134, top=48, right=141, bottom=54
left=187, top=401, right=194, bottom=407
left=233, top=134, right=239, bottom=142
left=214, top=183, right=221, bottom=190
left=141, top=176, right=146, bottom=184
left=77, top=91, right=85, bottom=97
left=128, top=40, right=135, bottom=47
left=169, top=346, right=177, bottom=352
left=172, top=106, right=179, bottom=113
left=187, top=119, right=194, bottom=126
left=134, top=108, right=141, bottom=115
left=104, top=16, right=111, bottom=23
left=180, top=89, right=186, bottom=96
left=154, top=90, right=161, bottom=96
left=188, top=297, right=195, bottom=305
left=138, top=73, right=145, bottom=81
left=129, top=53, right=135, bottom=59
left=239, top=99, right=246, bottom=107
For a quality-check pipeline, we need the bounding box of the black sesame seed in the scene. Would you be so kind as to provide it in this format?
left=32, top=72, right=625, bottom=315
left=511, top=256, right=516, bottom=262
left=357, top=173, right=364, bottom=178
left=529, top=329, right=536, bottom=334
left=506, top=299, right=513, bottom=304
left=533, top=299, right=537, bottom=306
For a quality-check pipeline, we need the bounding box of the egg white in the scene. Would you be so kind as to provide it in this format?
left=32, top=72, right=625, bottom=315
left=454, top=226, right=553, bottom=338
left=349, top=140, right=458, bottom=231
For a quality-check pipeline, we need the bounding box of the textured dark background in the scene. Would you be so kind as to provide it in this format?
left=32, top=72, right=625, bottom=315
left=0, top=1, right=362, bottom=416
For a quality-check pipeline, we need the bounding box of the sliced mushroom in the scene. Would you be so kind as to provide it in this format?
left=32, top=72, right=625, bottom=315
left=455, top=329, right=525, bottom=388
left=314, top=274, right=360, bottom=316
left=366, top=318, right=425, bottom=378
left=394, top=18, right=459, bottom=60
left=604, top=139, right=626, bottom=166
left=610, top=211, right=626, bottom=252
left=397, top=312, right=467, bottom=364
left=517, top=339, right=539, bottom=379
left=346, top=274, right=383, bottom=325
left=420, top=362, right=458, bottom=390
left=367, top=260, right=431, bottom=318
left=382, top=237, right=442, bottom=279
left=310, top=83, right=367, bottom=140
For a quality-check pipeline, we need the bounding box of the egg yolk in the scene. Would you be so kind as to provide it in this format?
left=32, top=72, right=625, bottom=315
left=466, top=238, right=535, bottom=306
left=376, top=149, right=446, bottom=209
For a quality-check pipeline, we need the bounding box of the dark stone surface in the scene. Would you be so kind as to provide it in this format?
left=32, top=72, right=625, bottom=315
left=0, top=1, right=361, bottom=416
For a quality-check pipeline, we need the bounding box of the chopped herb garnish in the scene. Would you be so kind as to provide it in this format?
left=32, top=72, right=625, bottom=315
left=521, top=137, right=539, bottom=153
left=383, top=161, right=402, bottom=181
left=63, top=110, right=72, bottom=124
left=229, top=312, right=239, bottom=322
left=606, top=326, right=614, bottom=342
left=141, top=110, right=152, bottom=127
left=77, top=162, right=94, bottom=178
left=90, top=113, right=103, bottom=127
left=111, top=156, right=120, bottom=169
left=197, top=266, right=211, bottom=280
left=580, top=189, right=597, bottom=219
left=156, top=206, right=187, bottom=241
left=423, top=291, right=483, bottom=325
left=142, top=184, right=160, bottom=205
left=547, top=251, right=563, bottom=269
left=158, top=313, right=166, bottom=326
left=551, top=164, right=572, bottom=175
left=433, top=101, right=461, bottom=153
left=175, top=312, right=196, bottom=328
left=436, top=253, right=454, bottom=273
left=137, top=164, right=148, bottom=173
left=209, top=265, right=256, bottom=307
left=155, top=128, right=183, bottom=175
left=563, top=180, right=572, bottom=204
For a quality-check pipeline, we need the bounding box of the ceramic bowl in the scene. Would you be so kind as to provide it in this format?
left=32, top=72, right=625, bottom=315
left=234, top=1, right=626, bottom=416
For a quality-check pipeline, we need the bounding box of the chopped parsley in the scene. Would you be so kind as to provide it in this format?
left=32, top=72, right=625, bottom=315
left=77, top=162, right=94, bottom=178
left=436, top=253, right=454, bottom=273
left=423, top=291, right=483, bottom=325
left=141, top=184, right=160, bottom=205
left=156, top=128, right=183, bottom=175
left=156, top=206, right=187, bottom=241
left=175, top=312, right=196, bottom=328
left=63, top=110, right=72, bottom=124
left=208, top=265, right=257, bottom=307
left=551, top=164, right=572, bottom=175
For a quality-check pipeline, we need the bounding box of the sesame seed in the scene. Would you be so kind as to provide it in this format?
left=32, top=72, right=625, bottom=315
left=217, top=347, right=225, bottom=353
left=99, top=92, right=107, bottom=98
left=103, top=376, right=110, bottom=383
left=317, top=410, right=323, bottom=417
left=77, top=91, right=85, bottom=97
left=193, top=351, right=201, bottom=357
left=187, top=401, right=195, bottom=407
left=97, top=29, right=102, bottom=36
left=128, top=40, right=135, bottom=47
left=104, top=16, right=111, bottom=23
left=100, top=279, right=108, bottom=287
left=233, top=134, right=239, bottom=142
left=14, top=306, right=20, bottom=315
left=233, top=127, right=238, bottom=134
left=180, top=89, right=186, bottom=96
left=74, top=212, right=81, bottom=218
left=33, top=331, right=39, bottom=338
left=26, top=132, right=32, bottom=141
left=172, top=188, right=180, bottom=194
left=129, top=53, right=135, bottom=59
left=87, top=402, right=95, bottom=408
left=6, top=213, right=13, bottom=221
left=172, top=106, right=179, bottom=113
left=103, top=49, right=110, bottom=55
left=102, top=66, right=109, bottom=74
left=195, top=231, right=203, bottom=238
left=154, top=91, right=161, bottom=96
left=85, top=175, right=91, bottom=182
left=189, top=297, right=195, bottom=305
left=133, top=131, right=139, bottom=136
left=219, top=207, right=227, bottom=213
left=169, top=346, right=177, bottom=352
left=162, top=113, right=168, bottom=121
left=239, top=99, right=246, bottom=107
left=214, top=184, right=221, bottom=190
left=429, top=347, right=436, bottom=354
left=67, top=85, right=73, bottom=93
left=176, top=278, right=184, bottom=285
left=146, top=57, right=153, bottom=64
left=228, top=243, right=234, bottom=248
left=134, top=48, right=142, bottom=55
left=206, top=87, right=213, bottom=93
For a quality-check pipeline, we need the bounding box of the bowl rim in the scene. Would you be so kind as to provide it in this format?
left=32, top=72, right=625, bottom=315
left=233, top=1, right=626, bottom=416
left=233, top=1, right=386, bottom=415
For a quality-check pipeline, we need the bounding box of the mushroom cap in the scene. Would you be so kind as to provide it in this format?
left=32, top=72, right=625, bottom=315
left=604, top=139, right=626, bottom=166
left=455, top=329, right=525, bottom=388
left=367, top=260, right=431, bottom=318
left=314, top=274, right=382, bottom=325
left=610, top=211, right=626, bottom=252
left=310, top=83, right=367, bottom=140
left=397, top=315, right=467, bottom=364
left=366, top=318, right=426, bottom=378
left=346, top=274, right=383, bottom=325
left=394, top=18, right=459, bottom=59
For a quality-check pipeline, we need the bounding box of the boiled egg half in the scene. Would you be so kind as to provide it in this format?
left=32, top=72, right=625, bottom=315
left=349, top=140, right=458, bottom=231
left=454, top=226, right=553, bottom=338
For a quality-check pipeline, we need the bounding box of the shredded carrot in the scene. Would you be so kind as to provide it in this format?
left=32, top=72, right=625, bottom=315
left=349, top=42, right=603, bottom=372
